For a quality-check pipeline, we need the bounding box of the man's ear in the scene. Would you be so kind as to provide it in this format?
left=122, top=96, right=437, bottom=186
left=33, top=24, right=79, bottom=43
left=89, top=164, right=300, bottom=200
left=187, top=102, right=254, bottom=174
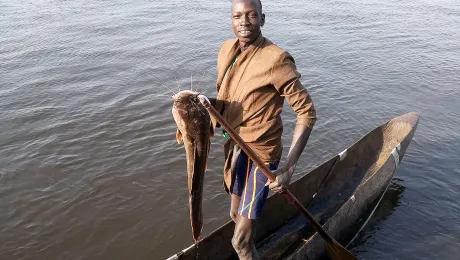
left=261, top=13, right=265, bottom=27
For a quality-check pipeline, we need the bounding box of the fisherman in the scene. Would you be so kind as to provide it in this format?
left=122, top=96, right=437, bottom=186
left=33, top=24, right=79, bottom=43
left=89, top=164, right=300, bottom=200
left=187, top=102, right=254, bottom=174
left=201, top=0, right=317, bottom=259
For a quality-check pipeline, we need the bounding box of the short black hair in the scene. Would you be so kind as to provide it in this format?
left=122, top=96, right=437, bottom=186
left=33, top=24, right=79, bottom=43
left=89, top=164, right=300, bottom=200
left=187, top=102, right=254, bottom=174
left=232, top=0, right=263, bottom=13
left=256, top=0, right=262, bottom=12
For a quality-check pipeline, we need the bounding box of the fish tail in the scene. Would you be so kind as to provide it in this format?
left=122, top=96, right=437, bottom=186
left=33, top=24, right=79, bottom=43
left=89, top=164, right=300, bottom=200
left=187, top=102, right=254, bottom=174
left=188, top=134, right=209, bottom=242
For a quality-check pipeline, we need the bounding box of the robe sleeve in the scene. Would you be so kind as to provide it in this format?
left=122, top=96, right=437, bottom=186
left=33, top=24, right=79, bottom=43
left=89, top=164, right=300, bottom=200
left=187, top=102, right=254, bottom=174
left=271, top=51, right=317, bottom=129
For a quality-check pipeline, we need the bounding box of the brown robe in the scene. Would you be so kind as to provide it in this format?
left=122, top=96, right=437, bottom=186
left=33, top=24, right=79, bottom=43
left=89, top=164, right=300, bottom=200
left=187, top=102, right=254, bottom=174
left=215, top=33, right=317, bottom=193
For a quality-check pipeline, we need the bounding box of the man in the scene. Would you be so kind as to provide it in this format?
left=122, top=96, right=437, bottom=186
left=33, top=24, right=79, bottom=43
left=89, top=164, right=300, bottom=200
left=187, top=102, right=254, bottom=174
left=203, top=0, right=316, bottom=259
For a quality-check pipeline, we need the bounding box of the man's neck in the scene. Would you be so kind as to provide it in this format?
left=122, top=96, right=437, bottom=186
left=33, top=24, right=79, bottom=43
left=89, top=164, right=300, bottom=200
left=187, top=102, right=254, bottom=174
left=239, top=42, right=250, bottom=52
left=238, top=32, right=262, bottom=52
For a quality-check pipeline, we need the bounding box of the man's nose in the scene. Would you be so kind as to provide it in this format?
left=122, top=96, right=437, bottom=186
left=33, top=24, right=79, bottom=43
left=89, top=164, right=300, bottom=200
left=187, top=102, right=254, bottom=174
left=239, top=15, right=250, bottom=25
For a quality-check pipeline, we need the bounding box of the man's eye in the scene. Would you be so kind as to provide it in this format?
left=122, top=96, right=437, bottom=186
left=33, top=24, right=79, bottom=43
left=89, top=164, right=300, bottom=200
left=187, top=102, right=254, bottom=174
left=233, top=15, right=240, bottom=19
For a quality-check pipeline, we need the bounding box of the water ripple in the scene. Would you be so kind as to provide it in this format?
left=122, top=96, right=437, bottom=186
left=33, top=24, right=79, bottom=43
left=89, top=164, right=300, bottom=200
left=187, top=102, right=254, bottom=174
left=1, top=0, right=460, bottom=259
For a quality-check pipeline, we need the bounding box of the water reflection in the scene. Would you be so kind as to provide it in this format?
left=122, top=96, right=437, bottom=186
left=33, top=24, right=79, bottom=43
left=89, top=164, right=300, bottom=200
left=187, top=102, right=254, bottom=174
left=347, top=179, right=406, bottom=251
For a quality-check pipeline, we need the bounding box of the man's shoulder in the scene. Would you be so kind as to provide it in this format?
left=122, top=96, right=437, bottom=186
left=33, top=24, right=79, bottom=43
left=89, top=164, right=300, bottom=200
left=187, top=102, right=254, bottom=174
left=260, top=37, right=291, bottom=62
left=219, top=38, right=238, bottom=53
left=261, top=37, right=283, bottom=52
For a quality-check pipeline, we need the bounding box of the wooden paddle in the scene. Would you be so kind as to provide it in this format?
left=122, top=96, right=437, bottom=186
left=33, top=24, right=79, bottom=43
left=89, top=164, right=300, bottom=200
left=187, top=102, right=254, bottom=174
left=199, top=98, right=357, bottom=260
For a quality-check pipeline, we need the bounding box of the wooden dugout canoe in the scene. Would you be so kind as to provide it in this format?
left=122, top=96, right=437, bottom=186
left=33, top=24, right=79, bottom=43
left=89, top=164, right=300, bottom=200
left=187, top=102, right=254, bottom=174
left=167, top=112, right=419, bottom=260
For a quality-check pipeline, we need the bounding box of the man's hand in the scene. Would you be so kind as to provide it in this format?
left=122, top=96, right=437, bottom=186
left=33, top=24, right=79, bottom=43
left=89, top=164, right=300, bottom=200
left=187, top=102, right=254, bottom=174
left=198, top=94, right=210, bottom=105
left=265, top=165, right=295, bottom=193
left=198, top=94, right=218, bottom=108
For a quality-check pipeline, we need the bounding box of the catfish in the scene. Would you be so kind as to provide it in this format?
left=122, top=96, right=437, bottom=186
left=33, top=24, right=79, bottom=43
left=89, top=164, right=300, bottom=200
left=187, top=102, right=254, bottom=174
left=172, top=90, right=213, bottom=242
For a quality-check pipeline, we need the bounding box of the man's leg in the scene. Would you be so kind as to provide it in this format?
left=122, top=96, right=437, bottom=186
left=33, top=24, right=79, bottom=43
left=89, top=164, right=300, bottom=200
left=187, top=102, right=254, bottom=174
left=230, top=194, right=241, bottom=223
left=229, top=152, right=277, bottom=259
left=231, top=192, right=258, bottom=259
left=231, top=167, right=270, bottom=259
left=232, top=214, right=258, bottom=260
left=230, top=183, right=258, bottom=259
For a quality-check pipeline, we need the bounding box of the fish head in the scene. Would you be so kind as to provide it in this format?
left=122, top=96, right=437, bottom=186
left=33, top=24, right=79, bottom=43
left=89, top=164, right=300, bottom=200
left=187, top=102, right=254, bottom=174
left=172, top=90, right=213, bottom=144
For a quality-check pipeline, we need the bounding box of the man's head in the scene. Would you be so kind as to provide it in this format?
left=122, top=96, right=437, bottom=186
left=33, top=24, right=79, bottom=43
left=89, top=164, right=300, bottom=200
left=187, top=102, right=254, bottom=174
left=231, top=0, right=265, bottom=47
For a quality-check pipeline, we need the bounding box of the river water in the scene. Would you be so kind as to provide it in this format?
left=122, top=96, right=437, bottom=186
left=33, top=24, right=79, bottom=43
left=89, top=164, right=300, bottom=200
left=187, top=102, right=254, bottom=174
left=1, top=0, right=459, bottom=259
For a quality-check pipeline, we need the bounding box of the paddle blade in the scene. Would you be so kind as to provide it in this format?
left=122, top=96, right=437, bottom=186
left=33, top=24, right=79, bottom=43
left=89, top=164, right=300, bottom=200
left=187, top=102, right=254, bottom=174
left=326, top=243, right=358, bottom=260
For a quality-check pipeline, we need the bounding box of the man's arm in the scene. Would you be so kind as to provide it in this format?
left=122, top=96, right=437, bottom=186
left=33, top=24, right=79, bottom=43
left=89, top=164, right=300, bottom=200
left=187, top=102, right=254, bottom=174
left=267, top=51, right=317, bottom=192
left=267, top=124, right=312, bottom=192
left=286, top=124, right=312, bottom=167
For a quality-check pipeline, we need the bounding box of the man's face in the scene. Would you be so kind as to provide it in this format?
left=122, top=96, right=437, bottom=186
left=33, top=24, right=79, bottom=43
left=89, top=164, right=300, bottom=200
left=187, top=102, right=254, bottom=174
left=231, top=0, right=265, bottom=45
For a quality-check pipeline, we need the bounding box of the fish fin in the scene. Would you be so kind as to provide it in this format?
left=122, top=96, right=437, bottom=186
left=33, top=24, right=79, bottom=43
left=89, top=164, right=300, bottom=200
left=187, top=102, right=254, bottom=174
left=176, top=129, right=183, bottom=144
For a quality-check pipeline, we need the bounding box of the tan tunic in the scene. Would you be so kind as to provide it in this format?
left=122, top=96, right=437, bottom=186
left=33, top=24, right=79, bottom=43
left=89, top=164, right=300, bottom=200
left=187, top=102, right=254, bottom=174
left=215, top=33, right=317, bottom=192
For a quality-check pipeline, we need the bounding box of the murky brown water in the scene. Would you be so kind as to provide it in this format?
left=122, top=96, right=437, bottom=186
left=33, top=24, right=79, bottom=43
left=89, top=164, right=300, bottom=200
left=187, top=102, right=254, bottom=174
left=1, top=0, right=459, bottom=259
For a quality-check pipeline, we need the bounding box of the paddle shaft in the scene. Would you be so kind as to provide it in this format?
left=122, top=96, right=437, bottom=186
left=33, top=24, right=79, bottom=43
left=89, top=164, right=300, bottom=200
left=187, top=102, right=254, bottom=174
left=200, top=98, right=355, bottom=258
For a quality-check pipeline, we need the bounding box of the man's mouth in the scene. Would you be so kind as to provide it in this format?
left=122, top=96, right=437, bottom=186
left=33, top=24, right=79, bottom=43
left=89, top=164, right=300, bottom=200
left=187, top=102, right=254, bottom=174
left=239, top=30, right=253, bottom=36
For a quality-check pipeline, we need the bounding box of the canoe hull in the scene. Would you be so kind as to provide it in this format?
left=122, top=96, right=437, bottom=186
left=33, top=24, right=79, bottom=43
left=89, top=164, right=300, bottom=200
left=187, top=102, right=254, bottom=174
left=286, top=112, right=419, bottom=259
left=167, top=112, right=419, bottom=260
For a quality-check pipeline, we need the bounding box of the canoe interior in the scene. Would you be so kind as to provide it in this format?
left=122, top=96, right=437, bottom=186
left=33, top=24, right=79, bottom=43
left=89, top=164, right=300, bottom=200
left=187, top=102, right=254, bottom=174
left=169, top=113, right=418, bottom=260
